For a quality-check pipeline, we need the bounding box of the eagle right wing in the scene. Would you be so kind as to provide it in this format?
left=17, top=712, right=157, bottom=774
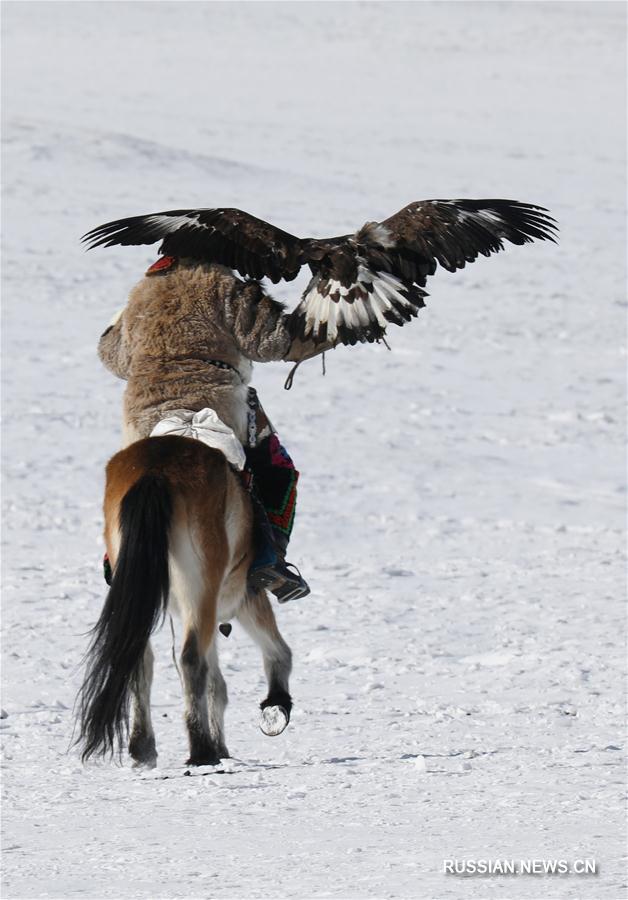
left=288, top=199, right=558, bottom=347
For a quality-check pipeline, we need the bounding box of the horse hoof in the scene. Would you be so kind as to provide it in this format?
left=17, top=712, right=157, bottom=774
left=131, top=756, right=157, bottom=770
left=260, top=705, right=289, bottom=736
left=185, top=756, right=222, bottom=767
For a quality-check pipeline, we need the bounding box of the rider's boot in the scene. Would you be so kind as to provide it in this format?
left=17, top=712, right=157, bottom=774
left=247, top=492, right=310, bottom=603
left=269, top=526, right=310, bottom=604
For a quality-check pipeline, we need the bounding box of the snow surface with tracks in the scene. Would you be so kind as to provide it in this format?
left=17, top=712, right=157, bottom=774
left=2, top=3, right=626, bottom=898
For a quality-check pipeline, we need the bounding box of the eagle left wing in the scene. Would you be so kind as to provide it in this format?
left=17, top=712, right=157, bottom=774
left=82, top=207, right=305, bottom=283
left=288, top=199, right=557, bottom=347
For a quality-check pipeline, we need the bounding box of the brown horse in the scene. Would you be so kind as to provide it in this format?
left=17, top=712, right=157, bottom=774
left=76, top=434, right=293, bottom=767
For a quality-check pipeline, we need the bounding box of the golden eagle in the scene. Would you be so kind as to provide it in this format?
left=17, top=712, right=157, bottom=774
left=83, top=200, right=557, bottom=347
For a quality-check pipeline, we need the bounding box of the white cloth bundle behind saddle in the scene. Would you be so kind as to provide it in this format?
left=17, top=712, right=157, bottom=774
left=150, top=407, right=246, bottom=471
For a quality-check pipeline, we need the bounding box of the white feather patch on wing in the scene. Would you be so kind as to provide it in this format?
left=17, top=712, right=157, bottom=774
left=143, top=213, right=202, bottom=233
left=449, top=205, right=504, bottom=229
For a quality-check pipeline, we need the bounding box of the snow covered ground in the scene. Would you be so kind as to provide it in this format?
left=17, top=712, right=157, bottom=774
left=2, top=2, right=626, bottom=898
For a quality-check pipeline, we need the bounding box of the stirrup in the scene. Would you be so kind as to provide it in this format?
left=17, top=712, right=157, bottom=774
left=248, top=561, right=310, bottom=603
left=274, top=563, right=311, bottom=604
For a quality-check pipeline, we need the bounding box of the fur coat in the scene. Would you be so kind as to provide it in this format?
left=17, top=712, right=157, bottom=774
left=98, top=262, right=324, bottom=446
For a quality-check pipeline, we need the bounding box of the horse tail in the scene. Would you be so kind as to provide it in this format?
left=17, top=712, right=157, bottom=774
left=76, top=473, right=172, bottom=761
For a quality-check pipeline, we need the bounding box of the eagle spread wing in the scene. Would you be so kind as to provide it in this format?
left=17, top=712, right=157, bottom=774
left=83, top=199, right=557, bottom=346
left=289, top=199, right=557, bottom=346
left=82, top=208, right=303, bottom=283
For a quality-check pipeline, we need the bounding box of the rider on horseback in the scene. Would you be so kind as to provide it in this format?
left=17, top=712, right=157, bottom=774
left=97, top=256, right=327, bottom=603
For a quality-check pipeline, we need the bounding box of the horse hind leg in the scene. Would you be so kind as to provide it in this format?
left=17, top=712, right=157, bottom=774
left=180, top=627, right=211, bottom=765
left=237, top=589, right=292, bottom=736
left=205, top=637, right=229, bottom=759
left=128, top=641, right=157, bottom=768
left=180, top=622, right=229, bottom=766
left=169, top=503, right=229, bottom=765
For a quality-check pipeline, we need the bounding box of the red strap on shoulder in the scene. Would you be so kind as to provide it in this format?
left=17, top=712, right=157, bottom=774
left=145, top=256, right=178, bottom=276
